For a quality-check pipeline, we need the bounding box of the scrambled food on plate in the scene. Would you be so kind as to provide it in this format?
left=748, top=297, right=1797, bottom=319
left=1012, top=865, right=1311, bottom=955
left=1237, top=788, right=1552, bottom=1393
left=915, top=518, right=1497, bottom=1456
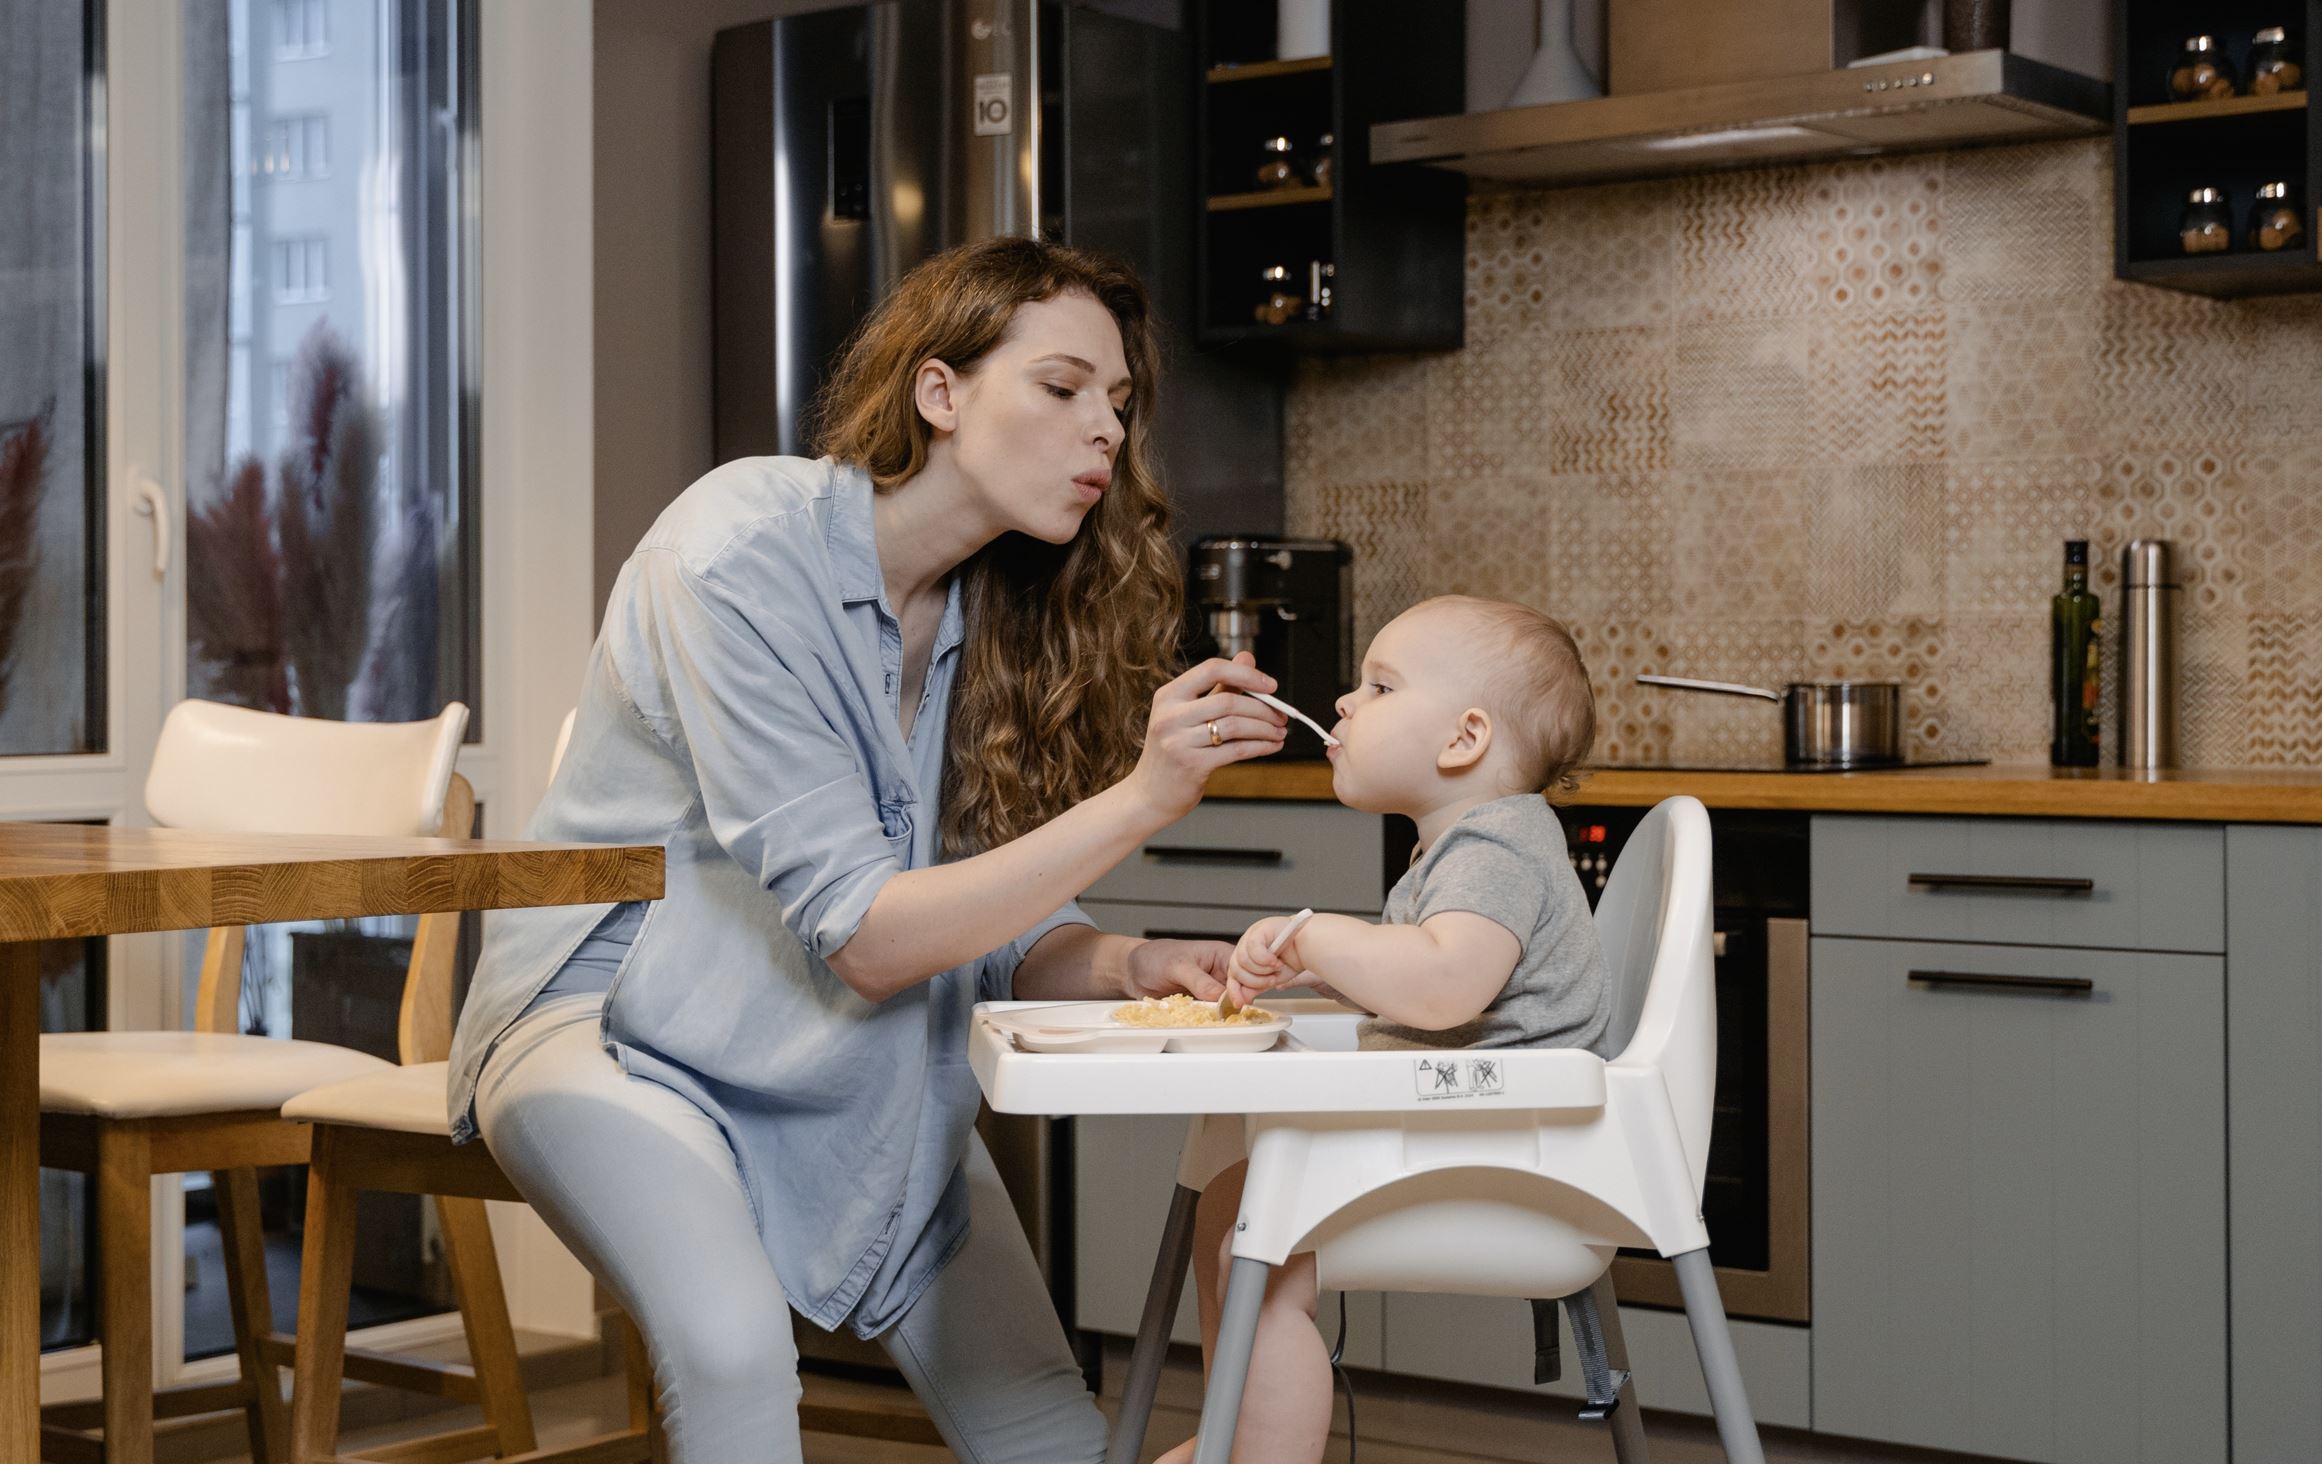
left=1110, top=993, right=1274, bottom=1028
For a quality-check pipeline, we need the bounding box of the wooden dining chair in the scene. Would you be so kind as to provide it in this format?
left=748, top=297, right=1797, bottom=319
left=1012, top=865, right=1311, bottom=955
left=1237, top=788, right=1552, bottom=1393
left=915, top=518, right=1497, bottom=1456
left=36, top=700, right=468, bottom=1464
left=281, top=707, right=944, bottom=1464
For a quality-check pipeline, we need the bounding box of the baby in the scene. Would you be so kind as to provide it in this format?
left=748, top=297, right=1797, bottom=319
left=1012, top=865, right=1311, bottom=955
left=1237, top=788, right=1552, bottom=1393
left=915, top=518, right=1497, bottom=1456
left=1155, top=594, right=1612, bottom=1464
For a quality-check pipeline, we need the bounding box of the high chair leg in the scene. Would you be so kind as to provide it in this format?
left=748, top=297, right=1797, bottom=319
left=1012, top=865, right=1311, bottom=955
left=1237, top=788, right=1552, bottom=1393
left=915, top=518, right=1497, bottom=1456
left=1105, top=1183, right=1200, bottom=1464
left=1672, top=1251, right=1765, bottom=1464
left=1575, top=1274, right=1649, bottom=1464
left=1190, top=1256, right=1270, bottom=1464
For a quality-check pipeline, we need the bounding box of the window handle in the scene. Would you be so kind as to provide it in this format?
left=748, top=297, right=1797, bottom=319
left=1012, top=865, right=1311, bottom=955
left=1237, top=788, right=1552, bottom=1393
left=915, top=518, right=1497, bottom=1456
left=132, top=473, right=170, bottom=577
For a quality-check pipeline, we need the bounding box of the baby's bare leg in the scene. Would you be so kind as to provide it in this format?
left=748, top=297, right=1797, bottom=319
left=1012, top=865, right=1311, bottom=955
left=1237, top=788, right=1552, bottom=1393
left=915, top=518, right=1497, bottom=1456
left=1227, top=1250, right=1332, bottom=1463
left=1156, top=1162, right=1332, bottom=1464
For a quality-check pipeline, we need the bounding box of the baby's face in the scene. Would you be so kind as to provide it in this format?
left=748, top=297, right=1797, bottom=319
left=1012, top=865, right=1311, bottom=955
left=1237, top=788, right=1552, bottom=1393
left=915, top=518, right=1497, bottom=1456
left=1326, top=604, right=1492, bottom=813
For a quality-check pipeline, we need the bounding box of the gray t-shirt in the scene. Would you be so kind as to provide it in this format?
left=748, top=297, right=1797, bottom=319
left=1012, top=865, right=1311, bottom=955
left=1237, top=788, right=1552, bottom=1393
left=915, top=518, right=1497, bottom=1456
left=1358, top=794, right=1613, bottom=1055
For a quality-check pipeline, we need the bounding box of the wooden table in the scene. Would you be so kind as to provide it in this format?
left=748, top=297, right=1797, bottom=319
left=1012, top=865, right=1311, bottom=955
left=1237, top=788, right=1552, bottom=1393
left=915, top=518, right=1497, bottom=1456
left=0, top=823, right=663, bottom=1464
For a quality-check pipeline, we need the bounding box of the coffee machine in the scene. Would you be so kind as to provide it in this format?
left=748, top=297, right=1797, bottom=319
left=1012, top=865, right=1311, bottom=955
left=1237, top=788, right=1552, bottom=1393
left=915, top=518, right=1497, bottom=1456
left=1185, top=538, right=1354, bottom=756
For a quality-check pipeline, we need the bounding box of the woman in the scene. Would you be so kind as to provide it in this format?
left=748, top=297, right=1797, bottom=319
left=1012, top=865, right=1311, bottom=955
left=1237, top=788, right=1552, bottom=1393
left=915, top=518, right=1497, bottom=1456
left=444, top=236, right=1288, bottom=1463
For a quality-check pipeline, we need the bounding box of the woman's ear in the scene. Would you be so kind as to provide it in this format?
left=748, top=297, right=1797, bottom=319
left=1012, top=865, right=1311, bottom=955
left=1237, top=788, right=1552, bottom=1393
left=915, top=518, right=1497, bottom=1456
left=913, top=358, right=962, bottom=434
left=1438, top=707, right=1493, bottom=772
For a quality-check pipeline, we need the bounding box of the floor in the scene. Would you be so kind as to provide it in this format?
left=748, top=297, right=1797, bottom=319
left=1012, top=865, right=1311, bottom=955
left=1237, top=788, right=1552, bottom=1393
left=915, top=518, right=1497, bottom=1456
left=164, top=1338, right=2006, bottom=1464
left=182, top=1213, right=443, bottom=1362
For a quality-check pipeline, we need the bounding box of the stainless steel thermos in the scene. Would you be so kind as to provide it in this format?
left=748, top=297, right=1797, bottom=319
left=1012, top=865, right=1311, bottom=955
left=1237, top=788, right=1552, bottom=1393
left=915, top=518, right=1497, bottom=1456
left=2120, top=538, right=2180, bottom=770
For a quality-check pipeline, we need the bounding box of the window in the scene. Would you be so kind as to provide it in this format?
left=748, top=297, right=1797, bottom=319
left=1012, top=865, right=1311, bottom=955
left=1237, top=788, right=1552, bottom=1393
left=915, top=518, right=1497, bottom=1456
left=260, top=114, right=328, bottom=179
left=274, top=0, right=328, bottom=58
left=270, top=237, right=328, bottom=302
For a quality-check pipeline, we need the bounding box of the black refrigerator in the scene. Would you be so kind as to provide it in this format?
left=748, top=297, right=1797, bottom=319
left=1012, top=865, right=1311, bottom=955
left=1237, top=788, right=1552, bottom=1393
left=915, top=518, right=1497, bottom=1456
left=712, top=0, right=1284, bottom=546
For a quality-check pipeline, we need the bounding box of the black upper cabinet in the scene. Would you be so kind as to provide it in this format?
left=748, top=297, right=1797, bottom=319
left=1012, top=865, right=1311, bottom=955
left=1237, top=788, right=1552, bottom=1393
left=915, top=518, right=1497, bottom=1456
left=1193, top=0, right=1466, bottom=353
left=2116, top=1, right=2322, bottom=296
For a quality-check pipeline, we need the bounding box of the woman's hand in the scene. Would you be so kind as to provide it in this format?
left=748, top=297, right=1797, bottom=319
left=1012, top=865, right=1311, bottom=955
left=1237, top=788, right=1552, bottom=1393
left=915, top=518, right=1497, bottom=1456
left=1121, top=937, right=1234, bottom=1002
left=1122, top=653, right=1288, bottom=823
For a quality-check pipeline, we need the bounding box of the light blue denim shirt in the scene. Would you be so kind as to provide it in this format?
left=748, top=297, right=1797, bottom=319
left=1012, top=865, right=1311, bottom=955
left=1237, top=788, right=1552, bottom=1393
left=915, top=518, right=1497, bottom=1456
left=446, top=456, right=1090, bottom=1336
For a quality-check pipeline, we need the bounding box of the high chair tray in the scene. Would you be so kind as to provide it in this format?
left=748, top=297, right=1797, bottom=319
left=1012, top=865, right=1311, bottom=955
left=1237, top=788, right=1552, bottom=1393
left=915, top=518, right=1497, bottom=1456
left=970, top=999, right=1610, bottom=1117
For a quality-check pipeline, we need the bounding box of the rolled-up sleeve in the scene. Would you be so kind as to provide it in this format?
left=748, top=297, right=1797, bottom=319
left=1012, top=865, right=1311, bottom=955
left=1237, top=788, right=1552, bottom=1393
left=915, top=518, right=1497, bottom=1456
left=615, top=548, right=898, bottom=960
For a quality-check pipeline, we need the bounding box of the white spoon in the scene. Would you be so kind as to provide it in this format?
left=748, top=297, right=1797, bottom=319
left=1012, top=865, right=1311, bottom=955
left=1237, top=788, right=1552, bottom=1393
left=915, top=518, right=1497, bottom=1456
left=1220, top=906, right=1315, bottom=1019
left=1249, top=690, right=1340, bottom=747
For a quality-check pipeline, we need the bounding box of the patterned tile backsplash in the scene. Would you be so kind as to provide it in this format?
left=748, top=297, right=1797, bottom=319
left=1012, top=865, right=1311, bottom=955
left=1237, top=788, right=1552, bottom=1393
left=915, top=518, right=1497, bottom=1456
left=1283, top=138, right=2322, bottom=768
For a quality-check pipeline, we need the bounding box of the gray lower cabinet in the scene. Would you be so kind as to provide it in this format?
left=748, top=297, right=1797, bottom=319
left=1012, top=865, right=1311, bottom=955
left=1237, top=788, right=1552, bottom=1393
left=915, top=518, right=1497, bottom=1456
left=2222, top=826, right=2322, bottom=1459
left=1810, top=935, right=2226, bottom=1463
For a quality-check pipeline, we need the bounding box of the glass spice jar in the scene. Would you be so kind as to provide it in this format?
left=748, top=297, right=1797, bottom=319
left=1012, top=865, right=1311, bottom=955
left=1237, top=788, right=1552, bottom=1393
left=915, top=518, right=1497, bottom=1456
left=1255, top=135, right=1299, bottom=191
left=1254, top=264, right=1302, bottom=324
left=2248, top=27, right=2303, bottom=95
left=2167, top=35, right=2238, bottom=101
left=2181, top=187, right=2233, bottom=254
left=1301, top=260, right=1335, bottom=321
left=1309, top=131, right=1336, bottom=189
left=2251, top=180, right=2306, bottom=252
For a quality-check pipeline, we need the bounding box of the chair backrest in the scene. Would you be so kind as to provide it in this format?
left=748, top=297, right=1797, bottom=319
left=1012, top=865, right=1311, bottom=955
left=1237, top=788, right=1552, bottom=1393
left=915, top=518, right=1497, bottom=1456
left=146, top=699, right=469, bottom=838
left=1592, top=795, right=1717, bottom=1187
left=144, top=699, right=470, bottom=1053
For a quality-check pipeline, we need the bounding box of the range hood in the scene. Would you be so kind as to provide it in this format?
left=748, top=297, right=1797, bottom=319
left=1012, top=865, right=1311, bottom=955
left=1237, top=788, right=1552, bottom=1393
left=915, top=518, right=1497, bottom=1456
left=1371, top=49, right=2109, bottom=187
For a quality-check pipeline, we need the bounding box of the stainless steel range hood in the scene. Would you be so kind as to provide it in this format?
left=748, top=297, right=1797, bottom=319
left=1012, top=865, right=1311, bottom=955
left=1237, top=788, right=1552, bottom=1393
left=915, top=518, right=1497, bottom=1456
left=1372, top=49, right=2109, bottom=187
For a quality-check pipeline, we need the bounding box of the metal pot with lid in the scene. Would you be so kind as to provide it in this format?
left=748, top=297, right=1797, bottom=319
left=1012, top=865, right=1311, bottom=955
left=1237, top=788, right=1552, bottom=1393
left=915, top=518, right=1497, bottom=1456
left=1638, top=675, right=1904, bottom=769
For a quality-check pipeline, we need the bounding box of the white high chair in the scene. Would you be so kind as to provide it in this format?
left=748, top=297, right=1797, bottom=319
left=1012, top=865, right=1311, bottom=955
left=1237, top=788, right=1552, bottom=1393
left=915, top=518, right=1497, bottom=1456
left=968, top=794, right=1762, bottom=1464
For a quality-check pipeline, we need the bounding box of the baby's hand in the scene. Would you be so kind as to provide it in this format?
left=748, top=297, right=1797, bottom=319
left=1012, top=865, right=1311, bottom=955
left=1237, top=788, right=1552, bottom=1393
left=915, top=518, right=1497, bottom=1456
left=1227, top=914, right=1303, bottom=997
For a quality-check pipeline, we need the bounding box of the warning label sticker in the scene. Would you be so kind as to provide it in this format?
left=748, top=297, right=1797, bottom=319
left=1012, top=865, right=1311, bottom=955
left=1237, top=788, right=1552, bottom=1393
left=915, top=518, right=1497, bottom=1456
left=1412, top=1056, right=1508, bottom=1101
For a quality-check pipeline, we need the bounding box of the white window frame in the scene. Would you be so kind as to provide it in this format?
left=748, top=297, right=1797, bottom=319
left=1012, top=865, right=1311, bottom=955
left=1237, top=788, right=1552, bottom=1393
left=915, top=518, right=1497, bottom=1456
left=271, top=0, right=327, bottom=60
left=36, top=0, right=599, bottom=1407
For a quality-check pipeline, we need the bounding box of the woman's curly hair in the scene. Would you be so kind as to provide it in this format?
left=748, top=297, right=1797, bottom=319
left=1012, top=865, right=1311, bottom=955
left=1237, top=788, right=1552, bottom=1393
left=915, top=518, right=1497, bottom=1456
left=810, top=236, right=1181, bottom=856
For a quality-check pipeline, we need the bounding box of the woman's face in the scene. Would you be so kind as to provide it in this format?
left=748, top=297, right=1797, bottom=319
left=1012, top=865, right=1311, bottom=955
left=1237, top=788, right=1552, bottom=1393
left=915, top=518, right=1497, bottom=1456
left=932, top=292, right=1133, bottom=545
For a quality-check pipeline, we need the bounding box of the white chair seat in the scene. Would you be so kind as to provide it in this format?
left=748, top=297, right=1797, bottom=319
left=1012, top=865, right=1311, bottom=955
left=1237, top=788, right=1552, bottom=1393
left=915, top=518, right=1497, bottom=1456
left=282, top=1062, right=451, bottom=1137
left=40, top=1032, right=394, bottom=1119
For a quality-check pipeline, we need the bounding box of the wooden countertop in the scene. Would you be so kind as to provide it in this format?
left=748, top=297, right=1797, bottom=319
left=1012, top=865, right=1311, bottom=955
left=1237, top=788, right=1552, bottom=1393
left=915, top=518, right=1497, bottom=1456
left=1204, top=760, right=2322, bottom=824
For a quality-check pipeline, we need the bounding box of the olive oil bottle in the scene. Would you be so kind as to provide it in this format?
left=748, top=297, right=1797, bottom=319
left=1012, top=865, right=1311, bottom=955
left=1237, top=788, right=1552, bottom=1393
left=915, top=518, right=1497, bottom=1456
left=2051, top=540, right=2101, bottom=767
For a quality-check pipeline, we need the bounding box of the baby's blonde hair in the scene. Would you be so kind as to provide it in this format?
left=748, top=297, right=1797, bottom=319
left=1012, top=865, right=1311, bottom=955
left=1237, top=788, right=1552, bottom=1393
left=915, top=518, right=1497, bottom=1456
left=1419, top=596, right=1597, bottom=801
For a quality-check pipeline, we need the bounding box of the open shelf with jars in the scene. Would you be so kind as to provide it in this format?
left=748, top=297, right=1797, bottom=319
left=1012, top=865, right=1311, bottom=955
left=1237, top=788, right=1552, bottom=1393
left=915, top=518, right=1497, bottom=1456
left=1193, top=0, right=1465, bottom=353
left=2115, top=3, right=2322, bottom=295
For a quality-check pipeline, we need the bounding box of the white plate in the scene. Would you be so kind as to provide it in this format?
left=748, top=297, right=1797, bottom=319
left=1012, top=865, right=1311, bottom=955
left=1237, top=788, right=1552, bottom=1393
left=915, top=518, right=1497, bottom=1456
left=982, top=1001, right=1288, bottom=1055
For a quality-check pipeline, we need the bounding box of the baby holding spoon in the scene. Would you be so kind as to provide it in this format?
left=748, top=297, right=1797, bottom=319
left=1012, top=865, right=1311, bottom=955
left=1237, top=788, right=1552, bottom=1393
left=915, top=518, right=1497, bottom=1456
left=1156, top=595, right=1614, bottom=1464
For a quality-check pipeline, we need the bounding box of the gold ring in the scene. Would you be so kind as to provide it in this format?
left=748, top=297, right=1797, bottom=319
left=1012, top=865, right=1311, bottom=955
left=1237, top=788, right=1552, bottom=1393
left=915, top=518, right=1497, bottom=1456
left=1208, top=721, right=1222, bottom=747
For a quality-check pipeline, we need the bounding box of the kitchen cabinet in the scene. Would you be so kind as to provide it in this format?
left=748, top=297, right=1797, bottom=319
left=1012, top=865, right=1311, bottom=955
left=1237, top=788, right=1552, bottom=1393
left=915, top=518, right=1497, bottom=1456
left=2114, top=2, right=2322, bottom=299
left=1809, top=813, right=2227, bottom=1464
left=2221, top=825, right=2322, bottom=1458
left=1084, top=797, right=1386, bottom=915
left=1192, top=0, right=1465, bottom=352
left=1810, top=813, right=2224, bottom=953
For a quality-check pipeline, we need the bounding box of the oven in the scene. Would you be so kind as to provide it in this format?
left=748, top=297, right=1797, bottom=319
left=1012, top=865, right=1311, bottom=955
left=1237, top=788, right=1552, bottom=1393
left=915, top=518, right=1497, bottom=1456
left=1561, top=804, right=1811, bottom=1325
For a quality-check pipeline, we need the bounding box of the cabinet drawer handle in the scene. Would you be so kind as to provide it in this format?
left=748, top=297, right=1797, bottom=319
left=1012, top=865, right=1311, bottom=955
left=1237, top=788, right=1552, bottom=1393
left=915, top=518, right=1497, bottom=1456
left=1907, top=969, right=2096, bottom=997
left=1144, top=845, right=1284, bottom=866
left=1906, top=872, right=2095, bottom=896
left=1142, top=929, right=1242, bottom=944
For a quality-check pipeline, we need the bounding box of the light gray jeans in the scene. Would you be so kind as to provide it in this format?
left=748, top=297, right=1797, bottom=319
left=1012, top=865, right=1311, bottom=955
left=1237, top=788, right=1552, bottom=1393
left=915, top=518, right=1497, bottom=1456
left=474, top=994, right=1105, bottom=1464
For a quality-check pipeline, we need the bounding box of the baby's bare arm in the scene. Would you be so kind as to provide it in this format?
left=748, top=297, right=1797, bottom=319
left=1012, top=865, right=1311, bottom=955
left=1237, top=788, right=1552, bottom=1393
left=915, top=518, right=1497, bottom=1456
left=1241, top=911, right=1518, bottom=1030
